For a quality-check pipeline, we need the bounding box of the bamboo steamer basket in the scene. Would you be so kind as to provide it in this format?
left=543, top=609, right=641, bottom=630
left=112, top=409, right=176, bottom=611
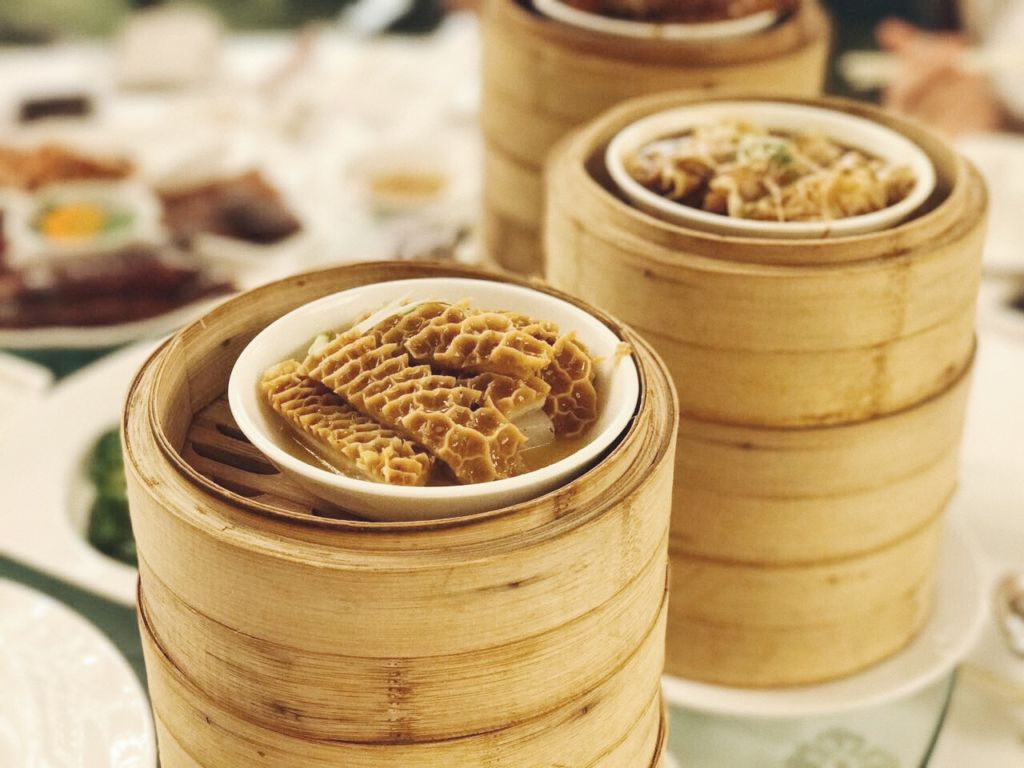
left=544, top=92, right=987, bottom=427
left=673, top=360, right=972, bottom=564
left=662, top=363, right=972, bottom=685
left=480, top=0, right=831, bottom=275
left=122, top=262, right=677, bottom=759
left=544, top=93, right=984, bottom=686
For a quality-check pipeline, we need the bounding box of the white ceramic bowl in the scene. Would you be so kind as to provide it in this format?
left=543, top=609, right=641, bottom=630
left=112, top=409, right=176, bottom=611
left=229, top=277, right=641, bottom=522
left=606, top=101, right=938, bottom=239
left=533, top=0, right=780, bottom=40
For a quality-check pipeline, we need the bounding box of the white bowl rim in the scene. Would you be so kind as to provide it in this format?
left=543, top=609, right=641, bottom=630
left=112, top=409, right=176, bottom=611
left=532, top=0, right=781, bottom=40
left=605, top=100, right=938, bottom=239
left=228, top=277, right=641, bottom=506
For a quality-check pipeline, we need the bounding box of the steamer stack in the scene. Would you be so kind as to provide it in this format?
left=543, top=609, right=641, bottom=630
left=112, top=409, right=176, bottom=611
left=123, top=262, right=678, bottom=766
left=545, top=93, right=987, bottom=685
left=480, top=0, right=831, bottom=276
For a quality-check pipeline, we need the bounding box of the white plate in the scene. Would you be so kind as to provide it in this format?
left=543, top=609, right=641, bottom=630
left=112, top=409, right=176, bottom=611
left=0, top=579, right=156, bottom=767
left=606, top=101, right=937, bottom=239
left=0, top=294, right=228, bottom=351
left=533, top=0, right=779, bottom=40
left=662, top=520, right=987, bottom=719
left=0, top=342, right=158, bottom=606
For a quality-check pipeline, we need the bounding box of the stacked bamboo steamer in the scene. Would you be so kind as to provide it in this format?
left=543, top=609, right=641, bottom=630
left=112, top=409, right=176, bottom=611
left=545, top=93, right=987, bottom=686
left=480, top=0, right=831, bottom=276
left=122, top=261, right=678, bottom=766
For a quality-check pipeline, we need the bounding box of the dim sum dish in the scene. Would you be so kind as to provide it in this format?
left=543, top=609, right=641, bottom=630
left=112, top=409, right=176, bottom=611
left=533, top=0, right=793, bottom=39
left=5, top=181, right=164, bottom=264
left=229, top=277, right=640, bottom=520
left=158, top=171, right=302, bottom=248
left=606, top=101, right=936, bottom=238
left=0, top=244, right=232, bottom=331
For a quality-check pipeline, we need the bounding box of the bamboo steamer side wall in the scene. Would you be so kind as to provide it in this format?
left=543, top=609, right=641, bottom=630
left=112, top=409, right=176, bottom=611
left=122, top=262, right=678, bottom=753
left=137, top=541, right=669, bottom=742
left=672, top=364, right=971, bottom=563
left=667, top=513, right=942, bottom=686
left=544, top=93, right=987, bottom=427
left=480, top=0, right=830, bottom=275
left=140, top=600, right=668, bottom=768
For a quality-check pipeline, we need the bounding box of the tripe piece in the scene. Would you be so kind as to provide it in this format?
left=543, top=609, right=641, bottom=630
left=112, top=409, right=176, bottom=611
left=404, top=302, right=554, bottom=378
left=260, top=361, right=433, bottom=486
left=542, top=334, right=600, bottom=439
left=463, top=372, right=551, bottom=420
left=304, top=333, right=526, bottom=484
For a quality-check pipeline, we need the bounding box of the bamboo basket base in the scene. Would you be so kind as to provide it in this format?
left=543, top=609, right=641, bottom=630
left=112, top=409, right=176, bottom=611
left=154, top=707, right=670, bottom=768
left=141, top=600, right=668, bottom=768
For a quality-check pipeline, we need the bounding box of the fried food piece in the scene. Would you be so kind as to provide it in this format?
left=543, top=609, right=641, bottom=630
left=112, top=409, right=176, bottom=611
left=0, top=144, right=133, bottom=191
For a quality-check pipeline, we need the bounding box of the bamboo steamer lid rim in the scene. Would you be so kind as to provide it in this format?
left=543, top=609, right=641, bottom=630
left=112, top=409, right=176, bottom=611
left=552, top=91, right=984, bottom=270
left=490, top=0, right=829, bottom=65
left=675, top=339, right=976, bottom=434
left=123, top=260, right=678, bottom=542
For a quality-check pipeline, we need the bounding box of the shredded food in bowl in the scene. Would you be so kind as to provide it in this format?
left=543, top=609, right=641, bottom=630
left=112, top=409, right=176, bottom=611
left=565, top=0, right=793, bottom=23
left=624, top=120, right=918, bottom=223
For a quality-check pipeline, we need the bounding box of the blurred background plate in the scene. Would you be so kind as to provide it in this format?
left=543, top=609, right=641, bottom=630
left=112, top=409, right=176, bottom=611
left=0, top=341, right=157, bottom=605
left=0, top=578, right=155, bottom=767
left=0, top=294, right=227, bottom=351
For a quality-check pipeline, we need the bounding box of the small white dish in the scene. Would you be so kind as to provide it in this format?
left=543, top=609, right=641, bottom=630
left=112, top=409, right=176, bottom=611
left=662, top=520, right=987, bottom=719
left=0, top=579, right=156, bottom=767
left=606, top=101, right=937, bottom=239
left=349, top=141, right=458, bottom=217
left=229, top=277, right=641, bottom=521
left=0, top=342, right=158, bottom=606
left=533, top=0, right=780, bottom=40
left=5, top=181, right=164, bottom=267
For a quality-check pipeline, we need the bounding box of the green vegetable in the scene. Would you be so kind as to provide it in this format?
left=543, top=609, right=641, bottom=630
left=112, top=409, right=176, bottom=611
left=85, top=428, right=136, bottom=567
left=770, top=145, right=793, bottom=167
